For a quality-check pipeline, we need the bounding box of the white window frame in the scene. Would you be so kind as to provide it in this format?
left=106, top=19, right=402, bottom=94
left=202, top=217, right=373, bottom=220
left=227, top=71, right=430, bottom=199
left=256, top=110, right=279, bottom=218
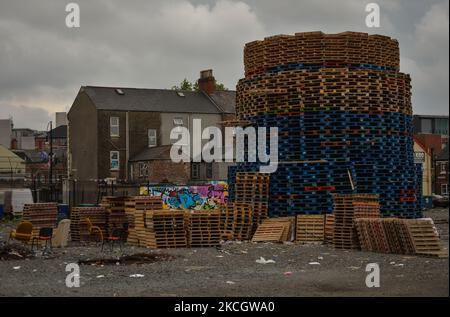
left=139, top=162, right=148, bottom=178
left=110, top=151, right=120, bottom=171
left=441, top=183, right=449, bottom=195
left=148, top=129, right=157, bottom=148
left=110, top=117, right=120, bottom=137
left=439, top=162, right=447, bottom=174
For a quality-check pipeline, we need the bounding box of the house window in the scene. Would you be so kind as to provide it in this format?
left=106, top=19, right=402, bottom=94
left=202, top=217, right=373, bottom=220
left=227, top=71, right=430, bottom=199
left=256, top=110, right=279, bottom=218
left=206, top=163, right=213, bottom=179
left=191, top=163, right=200, bottom=180
left=441, top=184, right=449, bottom=196
left=148, top=129, right=157, bottom=148
left=139, top=162, right=148, bottom=178
left=438, top=162, right=447, bottom=174
left=110, top=117, right=120, bottom=137
left=110, top=151, right=119, bottom=170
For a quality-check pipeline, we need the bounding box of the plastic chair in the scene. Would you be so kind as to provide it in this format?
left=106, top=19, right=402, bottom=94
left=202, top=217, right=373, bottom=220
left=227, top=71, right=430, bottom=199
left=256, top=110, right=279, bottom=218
left=85, top=217, right=103, bottom=242
left=102, top=228, right=125, bottom=252
left=31, top=227, right=53, bottom=255
left=8, top=221, right=33, bottom=244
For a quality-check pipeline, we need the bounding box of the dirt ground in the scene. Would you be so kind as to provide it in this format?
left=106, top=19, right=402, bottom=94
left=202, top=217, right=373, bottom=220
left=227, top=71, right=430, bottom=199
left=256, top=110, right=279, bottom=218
left=0, top=208, right=448, bottom=297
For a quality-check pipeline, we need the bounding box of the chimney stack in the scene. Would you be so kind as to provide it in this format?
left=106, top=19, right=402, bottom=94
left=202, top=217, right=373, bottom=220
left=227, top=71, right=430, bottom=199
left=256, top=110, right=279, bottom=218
left=198, top=69, right=216, bottom=95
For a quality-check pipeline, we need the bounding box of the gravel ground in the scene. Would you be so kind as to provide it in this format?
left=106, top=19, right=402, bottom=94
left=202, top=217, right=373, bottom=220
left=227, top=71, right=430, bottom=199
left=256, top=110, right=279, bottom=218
left=0, top=208, right=448, bottom=297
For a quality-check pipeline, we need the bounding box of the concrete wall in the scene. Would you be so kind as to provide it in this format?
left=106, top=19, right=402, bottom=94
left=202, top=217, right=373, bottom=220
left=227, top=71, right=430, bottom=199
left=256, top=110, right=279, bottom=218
left=68, top=91, right=98, bottom=181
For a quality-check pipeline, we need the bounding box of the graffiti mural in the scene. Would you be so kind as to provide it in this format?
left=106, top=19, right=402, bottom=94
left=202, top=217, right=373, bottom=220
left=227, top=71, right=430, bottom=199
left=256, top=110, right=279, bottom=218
left=139, top=182, right=228, bottom=210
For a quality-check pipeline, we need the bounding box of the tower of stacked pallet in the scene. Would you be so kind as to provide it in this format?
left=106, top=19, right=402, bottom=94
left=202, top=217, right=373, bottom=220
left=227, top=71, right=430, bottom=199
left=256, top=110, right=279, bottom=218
left=22, top=203, right=58, bottom=240
left=229, top=32, right=421, bottom=219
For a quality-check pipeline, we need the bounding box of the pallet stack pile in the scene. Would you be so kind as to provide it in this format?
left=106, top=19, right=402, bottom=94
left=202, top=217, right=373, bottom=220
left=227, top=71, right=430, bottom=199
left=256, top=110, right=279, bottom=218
left=231, top=202, right=254, bottom=241
left=332, top=193, right=380, bottom=249
left=233, top=172, right=269, bottom=235
left=324, top=214, right=335, bottom=244
left=186, top=211, right=221, bottom=247
left=143, top=210, right=187, bottom=248
left=131, top=196, right=164, bottom=247
left=101, top=196, right=128, bottom=234
left=296, top=215, right=325, bottom=243
left=354, top=218, right=446, bottom=257
left=124, top=197, right=138, bottom=245
left=252, top=217, right=295, bottom=243
left=70, top=207, right=107, bottom=242
left=22, top=203, right=58, bottom=239
left=229, top=31, right=422, bottom=218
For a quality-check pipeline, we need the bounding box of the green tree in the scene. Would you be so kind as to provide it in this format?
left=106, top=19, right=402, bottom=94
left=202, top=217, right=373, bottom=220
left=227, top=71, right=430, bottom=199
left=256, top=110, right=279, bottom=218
left=171, top=79, right=228, bottom=91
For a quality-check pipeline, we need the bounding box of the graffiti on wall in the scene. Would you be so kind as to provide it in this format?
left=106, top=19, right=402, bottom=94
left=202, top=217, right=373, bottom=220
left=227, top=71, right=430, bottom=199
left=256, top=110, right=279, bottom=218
left=139, top=182, right=228, bottom=210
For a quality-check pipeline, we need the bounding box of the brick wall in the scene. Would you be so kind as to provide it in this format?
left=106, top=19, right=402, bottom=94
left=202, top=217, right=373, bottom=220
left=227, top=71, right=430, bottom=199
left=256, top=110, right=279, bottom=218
left=131, top=160, right=190, bottom=184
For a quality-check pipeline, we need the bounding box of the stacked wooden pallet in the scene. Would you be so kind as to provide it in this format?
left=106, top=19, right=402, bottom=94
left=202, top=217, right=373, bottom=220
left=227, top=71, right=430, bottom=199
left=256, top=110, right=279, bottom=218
left=324, top=214, right=335, bottom=244
left=143, top=210, right=187, bottom=248
left=234, top=172, right=270, bottom=238
left=354, top=218, right=446, bottom=256
left=186, top=211, right=221, bottom=247
left=244, top=32, right=400, bottom=75
left=332, top=194, right=379, bottom=249
left=70, top=207, right=107, bottom=242
left=101, top=196, right=127, bottom=234
left=124, top=198, right=138, bottom=245
left=296, top=215, right=325, bottom=243
left=220, top=204, right=234, bottom=240
left=22, top=203, right=58, bottom=239
left=126, top=196, right=164, bottom=245
left=251, top=202, right=268, bottom=236
left=235, top=172, right=270, bottom=203
left=252, top=217, right=294, bottom=242
left=354, top=218, right=391, bottom=253
left=406, top=219, right=446, bottom=257
left=232, top=202, right=254, bottom=241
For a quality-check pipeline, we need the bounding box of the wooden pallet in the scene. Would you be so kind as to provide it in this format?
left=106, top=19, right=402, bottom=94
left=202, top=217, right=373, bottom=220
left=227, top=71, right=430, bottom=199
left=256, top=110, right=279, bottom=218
left=406, top=219, right=447, bottom=257
left=22, top=203, right=58, bottom=240
left=251, top=223, right=286, bottom=242
left=324, top=214, right=335, bottom=244
left=296, top=215, right=325, bottom=243
left=186, top=211, right=221, bottom=247
left=263, top=217, right=295, bottom=241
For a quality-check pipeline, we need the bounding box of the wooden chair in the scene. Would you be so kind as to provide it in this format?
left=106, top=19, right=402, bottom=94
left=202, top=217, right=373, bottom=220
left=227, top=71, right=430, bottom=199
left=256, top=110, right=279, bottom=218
left=8, top=221, right=33, bottom=244
left=85, top=217, right=103, bottom=242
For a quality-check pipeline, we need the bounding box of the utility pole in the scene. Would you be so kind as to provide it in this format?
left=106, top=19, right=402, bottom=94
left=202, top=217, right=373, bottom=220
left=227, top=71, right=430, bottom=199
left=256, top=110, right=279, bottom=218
left=48, top=121, right=53, bottom=201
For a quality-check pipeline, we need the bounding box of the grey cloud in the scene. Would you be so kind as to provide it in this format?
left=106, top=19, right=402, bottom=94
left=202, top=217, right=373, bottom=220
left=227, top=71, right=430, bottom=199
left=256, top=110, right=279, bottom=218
left=0, top=0, right=448, bottom=129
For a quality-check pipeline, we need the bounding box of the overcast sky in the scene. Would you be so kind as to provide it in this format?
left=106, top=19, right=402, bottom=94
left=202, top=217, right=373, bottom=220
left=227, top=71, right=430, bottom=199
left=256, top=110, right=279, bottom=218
left=0, top=0, right=448, bottom=129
